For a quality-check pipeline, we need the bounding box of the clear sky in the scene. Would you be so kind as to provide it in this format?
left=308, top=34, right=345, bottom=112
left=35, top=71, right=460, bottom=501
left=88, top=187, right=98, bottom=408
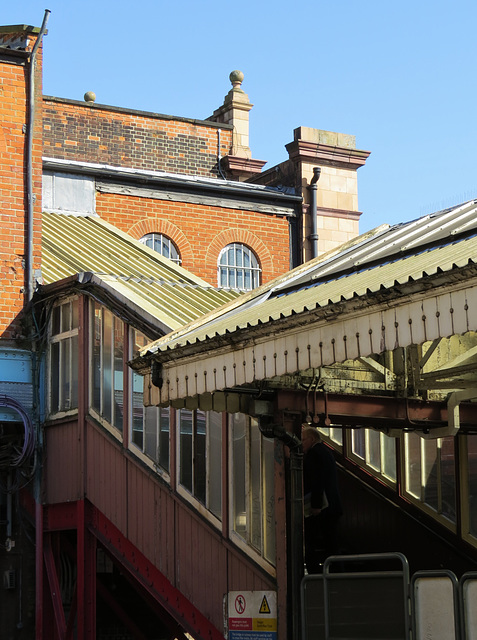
left=3, top=1, right=477, bottom=233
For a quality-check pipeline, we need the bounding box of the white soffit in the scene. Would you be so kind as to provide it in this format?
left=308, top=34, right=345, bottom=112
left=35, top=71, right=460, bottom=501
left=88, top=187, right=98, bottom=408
left=147, top=278, right=477, bottom=406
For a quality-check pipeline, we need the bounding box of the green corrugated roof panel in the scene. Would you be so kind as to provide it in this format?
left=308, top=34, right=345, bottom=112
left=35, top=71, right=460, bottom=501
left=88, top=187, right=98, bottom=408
left=145, top=230, right=477, bottom=353
left=41, top=212, right=239, bottom=329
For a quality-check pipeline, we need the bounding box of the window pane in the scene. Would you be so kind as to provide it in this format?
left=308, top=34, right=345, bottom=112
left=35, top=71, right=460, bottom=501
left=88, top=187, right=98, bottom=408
left=71, top=335, right=79, bottom=409
left=218, top=244, right=260, bottom=291
left=440, top=437, right=455, bottom=522
left=180, top=410, right=193, bottom=493
left=102, top=309, right=113, bottom=423
left=250, top=423, right=262, bottom=551
left=232, top=414, right=247, bottom=540
left=405, top=432, right=421, bottom=499
left=159, top=408, right=170, bottom=472
left=467, top=435, right=477, bottom=538
left=113, top=317, right=124, bottom=432
left=208, top=411, right=222, bottom=519
left=423, top=439, right=438, bottom=511
left=367, top=429, right=381, bottom=471
left=144, top=407, right=158, bottom=459
left=352, top=429, right=365, bottom=460
left=92, top=304, right=102, bottom=413
left=140, top=233, right=181, bottom=264
left=382, top=434, right=396, bottom=482
left=60, top=338, right=71, bottom=411
left=51, top=342, right=60, bottom=412
left=262, top=435, right=276, bottom=564
left=194, top=410, right=207, bottom=505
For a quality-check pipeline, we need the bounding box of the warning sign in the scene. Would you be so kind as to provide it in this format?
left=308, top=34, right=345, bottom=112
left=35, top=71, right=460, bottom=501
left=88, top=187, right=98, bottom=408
left=259, top=596, right=271, bottom=615
left=228, top=591, right=277, bottom=640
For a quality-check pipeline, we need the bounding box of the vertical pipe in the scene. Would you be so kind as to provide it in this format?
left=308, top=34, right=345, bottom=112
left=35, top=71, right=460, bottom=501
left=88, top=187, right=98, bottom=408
left=26, top=9, right=50, bottom=303
left=289, top=447, right=304, bottom=640
left=309, top=167, right=321, bottom=260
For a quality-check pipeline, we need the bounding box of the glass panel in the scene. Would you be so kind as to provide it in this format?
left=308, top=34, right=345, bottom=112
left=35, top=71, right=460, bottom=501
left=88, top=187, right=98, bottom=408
left=61, top=302, right=71, bottom=333
left=194, top=410, right=207, bottom=505
left=132, top=370, right=144, bottom=449
left=440, top=437, right=455, bottom=522
left=60, top=338, right=71, bottom=411
left=70, top=335, right=79, bottom=409
left=50, top=342, right=60, bottom=412
left=92, top=304, right=102, bottom=413
left=250, top=422, right=262, bottom=551
left=71, top=298, right=79, bottom=328
left=180, top=410, right=193, bottom=493
left=367, top=429, right=381, bottom=471
left=144, top=406, right=158, bottom=460
left=262, top=434, right=276, bottom=564
left=352, top=429, right=365, bottom=459
left=208, top=411, right=222, bottom=519
left=102, top=309, right=113, bottom=422
left=405, top=432, right=421, bottom=499
left=232, top=414, right=247, bottom=540
left=113, top=316, right=124, bottom=432
left=52, top=305, right=61, bottom=336
left=423, top=439, right=438, bottom=511
left=330, top=428, right=343, bottom=446
left=382, top=434, right=397, bottom=482
left=159, top=407, right=170, bottom=472
left=467, top=436, right=477, bottom=538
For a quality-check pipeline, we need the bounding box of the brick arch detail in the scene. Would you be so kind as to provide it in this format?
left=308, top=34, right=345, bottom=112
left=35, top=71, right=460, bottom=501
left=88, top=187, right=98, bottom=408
left=128, top=218, right=195, bottom=267
left=206, top=228, right=274, bottom=281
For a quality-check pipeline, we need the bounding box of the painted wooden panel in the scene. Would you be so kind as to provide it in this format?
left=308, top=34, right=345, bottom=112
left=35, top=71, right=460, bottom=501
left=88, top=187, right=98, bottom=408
left=44, top=420, right=82, bottom=503
left=175, top=505, right=228, bottom=628
left=85, top=422, right=127, bottom=533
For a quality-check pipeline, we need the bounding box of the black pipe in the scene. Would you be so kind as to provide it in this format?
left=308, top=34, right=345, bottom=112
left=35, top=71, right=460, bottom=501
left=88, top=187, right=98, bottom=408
left=309, top=167, right=321, bottom=260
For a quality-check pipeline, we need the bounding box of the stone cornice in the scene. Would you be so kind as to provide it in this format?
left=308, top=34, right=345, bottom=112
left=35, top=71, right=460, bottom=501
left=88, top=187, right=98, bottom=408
left=286, top=140, right=371, bottom=170
left=221, top=156, right=267, bottom=179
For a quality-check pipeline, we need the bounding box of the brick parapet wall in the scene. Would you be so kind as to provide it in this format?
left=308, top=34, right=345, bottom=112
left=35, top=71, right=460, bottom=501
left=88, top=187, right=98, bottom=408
left=96, top=193, right=290, bottom=286
left=43, top=98, right=233, bottom=178
left=0, top=45, right=43, bottom=340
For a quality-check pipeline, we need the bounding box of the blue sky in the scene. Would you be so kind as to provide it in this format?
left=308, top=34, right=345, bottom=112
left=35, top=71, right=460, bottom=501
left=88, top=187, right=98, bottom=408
left=3, top=1, right=477, bottom=233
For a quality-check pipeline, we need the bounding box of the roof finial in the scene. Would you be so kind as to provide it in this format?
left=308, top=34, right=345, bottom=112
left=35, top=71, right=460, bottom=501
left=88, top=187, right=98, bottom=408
left=229, top=70, right=244, bottom=92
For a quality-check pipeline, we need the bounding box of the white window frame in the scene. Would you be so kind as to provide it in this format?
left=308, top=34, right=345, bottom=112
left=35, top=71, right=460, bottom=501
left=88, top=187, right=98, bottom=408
left=228, top=414, right=276, bottom=573
left=139, top=233, right=181, bottom=264
left=48, top=296, right=79, bottom=418
left=348, top=428, right=398, bottom=487
left=218, top=243, right=261, bottom=291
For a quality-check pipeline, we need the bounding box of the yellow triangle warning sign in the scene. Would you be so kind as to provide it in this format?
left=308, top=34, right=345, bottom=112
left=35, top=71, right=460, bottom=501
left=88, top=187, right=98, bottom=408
left=259, top=595, right=271, bottom=614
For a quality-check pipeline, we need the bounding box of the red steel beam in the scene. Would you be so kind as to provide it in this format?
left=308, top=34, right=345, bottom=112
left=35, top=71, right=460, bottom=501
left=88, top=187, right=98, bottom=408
left=276, top=390, right=476, bottom=429
left=43, top=536, right=67, bottom=638
left=89, top=506, right=225, bottom=640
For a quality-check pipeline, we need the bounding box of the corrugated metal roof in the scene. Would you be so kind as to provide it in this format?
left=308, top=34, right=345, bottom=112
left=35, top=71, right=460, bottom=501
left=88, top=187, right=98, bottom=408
left=144, top=201, right=477, bottom=354
left=41, top=212, right=238, bottom=332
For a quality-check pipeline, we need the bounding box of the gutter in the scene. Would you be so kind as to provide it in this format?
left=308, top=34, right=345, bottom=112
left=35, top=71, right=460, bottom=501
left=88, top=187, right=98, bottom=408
left=42, top=157, right=302, bottom=207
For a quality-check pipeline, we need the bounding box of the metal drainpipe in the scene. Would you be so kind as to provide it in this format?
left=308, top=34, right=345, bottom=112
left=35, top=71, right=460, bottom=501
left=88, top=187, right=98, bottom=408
left=259, top=420, right=303, bottom=639
left=26, top=9, right=50, bottom=303
left=27, top=11, right=50, bottom=638
left=309, top=167, right=321, bottom=260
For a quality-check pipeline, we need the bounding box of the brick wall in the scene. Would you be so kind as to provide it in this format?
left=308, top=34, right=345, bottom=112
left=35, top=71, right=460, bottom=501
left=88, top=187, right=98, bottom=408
left=43, top=98, right=233, bottom=178
left=0, top=38, right=43, bottom=340
left=96, top=193, right=291, bottom=285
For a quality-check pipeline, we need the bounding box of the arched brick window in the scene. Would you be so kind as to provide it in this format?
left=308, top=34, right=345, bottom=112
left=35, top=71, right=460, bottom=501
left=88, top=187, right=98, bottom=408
left=139, top=233, right=181, bottom=265
left=218, top=243, right=261, bottom=291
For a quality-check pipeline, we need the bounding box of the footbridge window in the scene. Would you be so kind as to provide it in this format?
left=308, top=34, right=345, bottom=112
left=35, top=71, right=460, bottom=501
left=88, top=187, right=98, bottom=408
left=230, top=414, right=276, bottom=566
left=404, top=433, right=456, bottom=526
left=178, top=409, right=222, bottom=520
left=350, top=428, right=397, bottom=485
left=90, top=303, right=124, bottom=433
left=49, top=297, right=79, bottom=416
left=130, top=330, right=170, bottom=474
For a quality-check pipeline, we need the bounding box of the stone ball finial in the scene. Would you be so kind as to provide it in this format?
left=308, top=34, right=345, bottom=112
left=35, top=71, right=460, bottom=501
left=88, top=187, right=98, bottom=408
left=229, top=70, right=244, bottom=88
left=84, top=91, right=96, bottom=103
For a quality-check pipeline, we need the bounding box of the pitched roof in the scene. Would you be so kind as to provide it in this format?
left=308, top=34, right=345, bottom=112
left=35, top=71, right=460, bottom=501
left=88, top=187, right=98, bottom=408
left=134, top=200, right=477, bottom=409
left=40, top=211, right=239, bottom=334
left=142, top=199, right=477, bottom=357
